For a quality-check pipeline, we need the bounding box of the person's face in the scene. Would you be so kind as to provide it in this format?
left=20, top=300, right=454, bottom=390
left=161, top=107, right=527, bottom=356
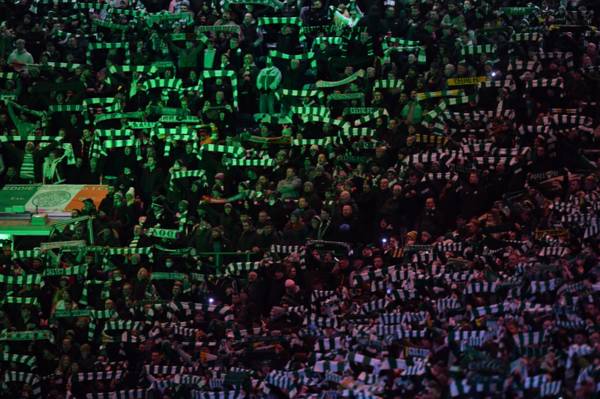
left=172, top=284, right=182, bottom=296
left=248, top=271, right=257, bottom=282
left=16, top=40, right=25, bottom=51
left=468, top=173, right=479, bottom=185
left=374, top=256, right=383, bottom=269
left=426, top=198, right=435, bottom=209
left=62, top=338, right=72, bottom=351
left=392, top=185, right=402, bottom=197
left=243, top=13, right=253, bottom=24
left=298, top=198, right=307, bottom=209
left=379, top=179, right=389, bottom=191
left=536, top=146, right=545, bottom=158
left=342, top=205, right=352, bottom=217
left=286, top=168, right=295, bottom=178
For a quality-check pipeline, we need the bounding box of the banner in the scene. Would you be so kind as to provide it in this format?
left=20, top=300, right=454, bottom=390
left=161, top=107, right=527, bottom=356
left=0, top=185, right=110, bottom=214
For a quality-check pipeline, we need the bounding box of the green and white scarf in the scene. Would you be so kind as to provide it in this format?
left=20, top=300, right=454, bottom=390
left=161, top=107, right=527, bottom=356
left=0, top=329, right=54, bottom=343
left=202, top=70, right=238, bottom=109
left=268, top=50, right=316, bottom=69
left=316, top=69, right=364, bottom=89
left=461, top=44, right=497, bottom=56
left=86, top=42, right=131, bottom=64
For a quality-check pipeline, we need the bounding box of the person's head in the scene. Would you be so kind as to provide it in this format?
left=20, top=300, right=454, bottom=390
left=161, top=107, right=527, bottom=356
left=248, top=271, right=258, bottom=282
left=298, top=197, right=308, bottom=209
left=215, top=90, right=225, bottom=103
left=468, top=171, right=479, bottom=185
left=285, top=279, right=296, bottom=295
left=137, top=267, right=149, bottom=280
left=151, top=351, right=162, bottom=364
left=178, top=200, right=188, bottom=213
left=274, top=268, right=284, bottom=280
left=243, top=53, right=253, bottom=67
left=373, top=255, right=384, bottom=269
left=242, top=220, right=252, bottom=232
left=243, top=12, right=254, bottom=25
left=122, top=282, right=132, bottom=297
left=146, top=155, right=156, bottom=168
left=392, top=184, right=402, bottom=197
left=303, top=181, right=314, bottom=193
left=317, top=153, right=327, bottom=165
left=258, top=210, right=269, bottom=225
left=172, top=281, right=183, bottom=297
left=342, top=204, right=353, bottom=218
left=425, top=197, right=436, bottom=210
left=373, top=91, right=383, bottom=103
left=3, top=165, right=16, bottom=180
left=263, top=223, right=273, bottom=235
left=379, top=178, right=389, bottom=191
left=62, top=337, right=72, bottom=351
left=15, top=39, right=25, bottom=51
left=286, top=167, right=296, bottom=178
left=536, top=145, right=546, bottom=158
left=211, top=227, right=222, bottom=239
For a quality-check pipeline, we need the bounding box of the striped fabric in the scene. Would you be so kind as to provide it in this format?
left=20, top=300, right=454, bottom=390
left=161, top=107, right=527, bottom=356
left=19, top=152, right=34, bottom=180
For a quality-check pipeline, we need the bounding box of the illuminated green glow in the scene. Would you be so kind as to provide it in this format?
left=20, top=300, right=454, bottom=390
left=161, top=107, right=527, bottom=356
left=0, top=227, right=51, bottom=236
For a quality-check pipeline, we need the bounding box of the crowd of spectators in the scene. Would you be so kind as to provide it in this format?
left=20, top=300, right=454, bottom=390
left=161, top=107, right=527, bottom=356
left=0, top=0, right=600, bottom=398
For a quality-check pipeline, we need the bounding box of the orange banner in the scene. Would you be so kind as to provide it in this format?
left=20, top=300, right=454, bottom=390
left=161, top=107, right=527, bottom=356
left=65, top=185, right=108, bottom=211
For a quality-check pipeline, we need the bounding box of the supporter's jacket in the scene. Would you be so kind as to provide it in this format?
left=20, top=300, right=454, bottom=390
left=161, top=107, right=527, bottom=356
left=256, top=66, right=282, bottom=91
